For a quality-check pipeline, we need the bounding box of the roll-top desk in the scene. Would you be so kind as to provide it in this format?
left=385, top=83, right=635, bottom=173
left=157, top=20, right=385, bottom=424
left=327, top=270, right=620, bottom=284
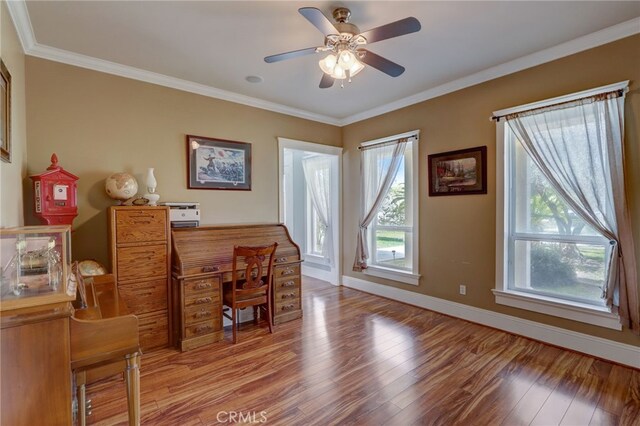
left=171, top=224, right=302, bottom=351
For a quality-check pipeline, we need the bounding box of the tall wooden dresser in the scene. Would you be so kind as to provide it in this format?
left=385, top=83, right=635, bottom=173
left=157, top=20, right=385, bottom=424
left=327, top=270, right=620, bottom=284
left=108, top=206, right=171, bottom=351
left=171, top=224, right=302, bottom=351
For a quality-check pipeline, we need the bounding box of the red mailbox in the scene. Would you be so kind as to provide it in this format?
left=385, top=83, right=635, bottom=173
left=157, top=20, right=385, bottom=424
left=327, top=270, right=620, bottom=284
left=30, top=153, right=79, bottom=227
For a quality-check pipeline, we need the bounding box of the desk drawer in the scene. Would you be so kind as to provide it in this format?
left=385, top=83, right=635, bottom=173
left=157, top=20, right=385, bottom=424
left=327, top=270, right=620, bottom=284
left=275, top=288, right=299, bottom=302
left=274, top=277, right=299, bottom=291
left=184, top=318, right=221, bottom=339
left=274, top=264, right=300, bottom=280
left=275, top=299, right=300, bottom=315
left=116, top=210, right=167, bottom=243
left=117, top=245, right=167, bottom=282
left=184, top=276, right=220, bottom=295
left=184, top=291, right=219, bottom=307
left=184, top=304, right=219, bottom=326
left=138, top=310, right=168, bottom=350
left=274, top=254, right=299, bottom=264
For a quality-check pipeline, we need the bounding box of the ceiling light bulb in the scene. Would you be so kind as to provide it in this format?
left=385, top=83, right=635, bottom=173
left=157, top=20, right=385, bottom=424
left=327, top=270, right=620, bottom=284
left=319, top=54, right=337, bottom=74
left=349, top=60, right=365, bottom=77
left=338, top=50, right=356, bottom=69
left=332, top=65, right=346, bottom=79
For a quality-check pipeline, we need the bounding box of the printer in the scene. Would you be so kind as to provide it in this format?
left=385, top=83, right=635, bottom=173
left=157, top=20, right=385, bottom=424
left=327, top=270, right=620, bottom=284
left=161, top=202, right=200, bottom=228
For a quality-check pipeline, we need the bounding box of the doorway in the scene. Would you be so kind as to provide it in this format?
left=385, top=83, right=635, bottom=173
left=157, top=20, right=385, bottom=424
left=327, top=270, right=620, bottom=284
left=278, top=138, right=342, bottom=285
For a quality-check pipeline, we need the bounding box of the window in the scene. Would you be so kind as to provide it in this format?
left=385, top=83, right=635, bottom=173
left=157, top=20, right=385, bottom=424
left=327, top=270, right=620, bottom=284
left=306, top=193, right=325, bottom=257
left=494, top=83, right=627, bottom=330
left=508, top=128, right=610, bottom=305
left=360, top=131, right=420, bottom=285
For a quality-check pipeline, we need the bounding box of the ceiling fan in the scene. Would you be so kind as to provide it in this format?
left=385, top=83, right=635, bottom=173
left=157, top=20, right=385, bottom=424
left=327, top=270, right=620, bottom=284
left=264, top=7, right=421, bottom=88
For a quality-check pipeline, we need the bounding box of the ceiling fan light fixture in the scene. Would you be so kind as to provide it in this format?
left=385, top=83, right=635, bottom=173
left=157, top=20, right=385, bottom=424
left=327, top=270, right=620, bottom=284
left=319, top=50, right=364, bottom=81
left=319, top=53, right=337, bottom=74
left=338, top=50, right=357, bottom=69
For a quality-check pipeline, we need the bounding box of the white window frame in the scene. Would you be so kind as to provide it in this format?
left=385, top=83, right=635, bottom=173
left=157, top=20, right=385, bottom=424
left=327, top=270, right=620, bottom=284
left=362, top=130, right=421, bottom=286
left=493, top=82, right=626, bottom=330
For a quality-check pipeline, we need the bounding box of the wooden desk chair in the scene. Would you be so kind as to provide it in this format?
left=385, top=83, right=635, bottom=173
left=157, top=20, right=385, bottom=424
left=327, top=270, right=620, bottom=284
left=223, top=243, right=278, bottom=343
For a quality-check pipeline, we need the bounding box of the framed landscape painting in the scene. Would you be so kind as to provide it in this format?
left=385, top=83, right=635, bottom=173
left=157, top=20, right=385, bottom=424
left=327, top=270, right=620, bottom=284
left=428, top=146, right=487, bottom=196
left=186, top=135, right=251, bottom=190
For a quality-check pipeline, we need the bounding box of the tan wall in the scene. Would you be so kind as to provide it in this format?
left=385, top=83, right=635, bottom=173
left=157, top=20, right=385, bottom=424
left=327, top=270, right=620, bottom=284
left=0, top=1, right=27, bottom=227
left=25, top=57, right=341, bottom=266
left=343, top=34, right=640, bottom=345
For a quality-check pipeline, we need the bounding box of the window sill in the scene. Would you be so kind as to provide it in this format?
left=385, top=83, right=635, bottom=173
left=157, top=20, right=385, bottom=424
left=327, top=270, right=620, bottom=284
left=364, top=266, right=420, bottom=286
left=492, top=289, right=621, bottom=330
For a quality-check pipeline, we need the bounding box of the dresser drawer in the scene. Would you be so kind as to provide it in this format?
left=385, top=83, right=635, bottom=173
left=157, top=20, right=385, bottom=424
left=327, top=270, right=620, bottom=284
left=118, top=279, right=167, bottom=315
left=184, top=304, right=219, bottom=326
left=117, top=244, right=167, bottom=282
left=115, top=209, right=167, bottom=243
left=138, top=310, right=168, bottom=350
left=184, top=318, right=221, bottom=339
left=184, top=291, right=219, bottom=308
left=274, top=264, right=300, bottom=280
left=184, top=276, right=220, bottom=295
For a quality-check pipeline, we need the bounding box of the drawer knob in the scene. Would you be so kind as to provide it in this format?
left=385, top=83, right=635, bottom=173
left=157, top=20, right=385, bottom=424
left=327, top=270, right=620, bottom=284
left=282, top=280, right=295, bottom=288
left=195, top=282, right=212, bottom=290
left=194, top=324, right=212, bottom=334
left=281, top=304, right=295, bottom=311
left=281, top=293, right=296, bottom=300
left=202, top=265, right=219, bottom=273
left=195, top=297, right=212, bottom=305
left=276, top=257, right=287, bottom=263
left=281, top=268, right=294, bottom=276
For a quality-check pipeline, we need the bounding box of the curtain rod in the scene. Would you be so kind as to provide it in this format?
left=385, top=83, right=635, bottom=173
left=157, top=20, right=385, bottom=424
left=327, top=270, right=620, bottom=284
left=357, top=134, right=418, bottom=150
left=491, top=86, right=628, bottom=122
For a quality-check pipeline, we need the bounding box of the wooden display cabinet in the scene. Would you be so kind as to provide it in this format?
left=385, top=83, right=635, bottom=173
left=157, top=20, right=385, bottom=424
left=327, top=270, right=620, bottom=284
left=0, top=225, right=76, bottom=425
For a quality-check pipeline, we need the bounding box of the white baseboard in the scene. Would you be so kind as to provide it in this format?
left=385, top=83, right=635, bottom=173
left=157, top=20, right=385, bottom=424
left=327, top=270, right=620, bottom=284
left=303, top=264, right=339, bottom=286
left=341, top=276, right=640, bottom=369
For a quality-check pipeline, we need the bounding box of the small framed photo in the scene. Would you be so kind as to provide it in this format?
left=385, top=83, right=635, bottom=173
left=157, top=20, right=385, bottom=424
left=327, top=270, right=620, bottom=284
left=428, top=146, right=487, bottom=196
left=1, top=59, right=11, bottom=163
left=186, top=135, right=251, bottom=190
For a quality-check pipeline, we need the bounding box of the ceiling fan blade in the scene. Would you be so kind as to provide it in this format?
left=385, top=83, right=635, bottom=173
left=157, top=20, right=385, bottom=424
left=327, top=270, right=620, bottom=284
left=264, top=47, right=320, bottom=63
left=359, top=17, right=421, bottom=44
left=359, top=49, right=405, bottom=77
left=319, top=73, right=334, bottom=89
left=299, top=7, right=338, bottom=36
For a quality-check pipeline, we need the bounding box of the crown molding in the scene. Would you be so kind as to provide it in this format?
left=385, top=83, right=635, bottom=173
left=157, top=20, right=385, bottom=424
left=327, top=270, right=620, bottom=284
left=25, top=43, right=342, bottom=126
left=5, top=0, right=341, bottom=126
left=339, top=17, right=640, bottom=125
left=6, top=0, right=639, bottom=128
left=5, top=0, right=36, bottom=51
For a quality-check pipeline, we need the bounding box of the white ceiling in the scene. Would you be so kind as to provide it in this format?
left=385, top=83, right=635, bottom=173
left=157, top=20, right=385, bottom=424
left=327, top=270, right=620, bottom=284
left=10, top=1, right=640, bottom=125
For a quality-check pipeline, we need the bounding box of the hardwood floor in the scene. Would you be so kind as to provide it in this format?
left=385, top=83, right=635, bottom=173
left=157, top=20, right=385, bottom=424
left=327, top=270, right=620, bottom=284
left=87, top=277, right=640, bottom=425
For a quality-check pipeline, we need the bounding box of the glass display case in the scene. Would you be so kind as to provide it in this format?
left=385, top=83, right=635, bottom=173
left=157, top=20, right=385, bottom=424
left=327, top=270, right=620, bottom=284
left=0, top=225, right=74, bottom=311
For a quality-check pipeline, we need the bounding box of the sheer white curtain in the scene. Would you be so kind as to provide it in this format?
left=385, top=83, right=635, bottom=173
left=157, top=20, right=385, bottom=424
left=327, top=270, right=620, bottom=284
left=506, top=90, right=639, bottom=333
left=302, top=155, right=333, bottom=265
left=353, top=140, right=408, bottom=271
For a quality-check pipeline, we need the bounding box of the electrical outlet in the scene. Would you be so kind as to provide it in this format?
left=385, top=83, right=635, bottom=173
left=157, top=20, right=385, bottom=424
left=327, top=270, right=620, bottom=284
left=459, top=285, right=466, bottom=295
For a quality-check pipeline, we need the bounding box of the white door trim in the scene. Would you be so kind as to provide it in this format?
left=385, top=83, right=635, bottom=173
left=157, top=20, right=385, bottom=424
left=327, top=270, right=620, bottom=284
left=278, top=138, right=343, bottom=286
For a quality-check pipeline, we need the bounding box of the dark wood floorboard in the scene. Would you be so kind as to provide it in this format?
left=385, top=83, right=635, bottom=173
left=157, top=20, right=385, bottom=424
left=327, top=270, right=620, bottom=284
left=85, top=277, right=640, bottom=425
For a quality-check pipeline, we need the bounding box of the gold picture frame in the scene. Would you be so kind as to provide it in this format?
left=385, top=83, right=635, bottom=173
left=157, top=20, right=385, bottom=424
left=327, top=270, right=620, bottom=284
left=1, top=60, right=11, bottom=163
